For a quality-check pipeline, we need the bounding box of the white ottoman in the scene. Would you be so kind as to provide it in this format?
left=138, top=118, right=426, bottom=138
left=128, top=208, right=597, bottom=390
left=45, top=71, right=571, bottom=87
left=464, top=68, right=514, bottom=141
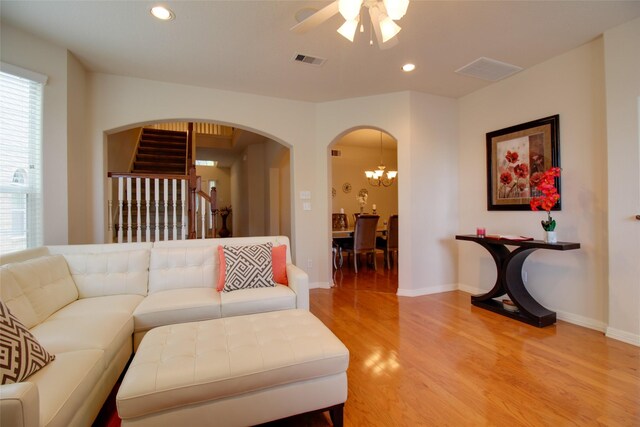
left=116, top=309, right=349, bottom=426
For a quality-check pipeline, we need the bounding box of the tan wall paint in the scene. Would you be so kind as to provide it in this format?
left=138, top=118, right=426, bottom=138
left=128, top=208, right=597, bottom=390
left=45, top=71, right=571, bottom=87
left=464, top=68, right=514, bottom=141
left=1, top=23, right=69, bottom=245
left=7, top=19, right=639, bottom=340
left=604, top=17, right=640, bottom=345
left=107, top=128, right=140, bottom=173
left=67, top=51, right=90, bottom=244
left=196, top=165, right=232, bottom=234
left=458, top=38, right=608, bottom=330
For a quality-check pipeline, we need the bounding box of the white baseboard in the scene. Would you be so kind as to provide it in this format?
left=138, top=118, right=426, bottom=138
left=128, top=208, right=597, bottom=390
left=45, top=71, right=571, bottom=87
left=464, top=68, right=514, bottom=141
left=606, top=327, right=640, bottom=347
left=457, top=284, right=481, bottom=295
left=396, top=284, right=457, bottom=297
left=309, top=281, right=332, bottom=290
left=458, top=284, right=608, bottom=334
left=554, top=310, right=607, bottom=333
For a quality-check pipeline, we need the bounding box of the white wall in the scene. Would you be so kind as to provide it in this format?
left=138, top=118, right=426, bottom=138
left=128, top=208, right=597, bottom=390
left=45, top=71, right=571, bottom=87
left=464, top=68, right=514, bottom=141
left=0, top=23, right=70, bottom=245
left=407, top=92, right=460, bottom=296
left=604, top=17, right=640, bottom=345
left=67, top=52, right=90, bottom=244
left=458, top=38, right=608, bottom=330
left=317, top=92, right=459, bottom=294
left=88, top=73, right=327, bottom=277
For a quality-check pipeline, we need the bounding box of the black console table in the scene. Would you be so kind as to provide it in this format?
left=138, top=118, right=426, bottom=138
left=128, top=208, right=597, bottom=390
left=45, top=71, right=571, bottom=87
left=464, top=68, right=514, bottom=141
left=455, top=235, right=580, bottom=327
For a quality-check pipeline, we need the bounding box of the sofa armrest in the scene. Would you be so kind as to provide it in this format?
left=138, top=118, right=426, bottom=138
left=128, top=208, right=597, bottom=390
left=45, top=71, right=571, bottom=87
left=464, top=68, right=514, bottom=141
left=0, top=382, right=40, bottom=427
left=286, top=263, right=309, bottom=310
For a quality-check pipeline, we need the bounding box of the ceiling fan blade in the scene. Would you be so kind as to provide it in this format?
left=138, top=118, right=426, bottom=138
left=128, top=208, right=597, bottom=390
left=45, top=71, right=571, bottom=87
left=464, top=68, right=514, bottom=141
left=369, top=5, right=399, bottom=49
left=290, top=1, right=340, bottom=34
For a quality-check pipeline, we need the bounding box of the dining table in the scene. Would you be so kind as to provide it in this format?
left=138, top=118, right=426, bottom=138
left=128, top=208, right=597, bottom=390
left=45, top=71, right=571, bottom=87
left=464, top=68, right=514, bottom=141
left=331, top=227, right=387, bottom=268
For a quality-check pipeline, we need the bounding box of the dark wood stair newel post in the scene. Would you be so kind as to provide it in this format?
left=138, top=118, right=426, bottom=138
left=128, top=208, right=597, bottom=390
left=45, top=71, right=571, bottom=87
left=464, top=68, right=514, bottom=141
left=188, top=165, right=197, bottom=239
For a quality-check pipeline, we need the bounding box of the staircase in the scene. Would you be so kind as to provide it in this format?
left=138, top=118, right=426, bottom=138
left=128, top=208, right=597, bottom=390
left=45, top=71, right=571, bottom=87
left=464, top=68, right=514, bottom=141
left=132, top=128, right=187, bottom=174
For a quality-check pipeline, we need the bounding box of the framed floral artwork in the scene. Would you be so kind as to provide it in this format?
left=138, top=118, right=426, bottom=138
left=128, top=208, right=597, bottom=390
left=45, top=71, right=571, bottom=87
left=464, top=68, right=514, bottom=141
left=486, top=115, right=560, bottom=210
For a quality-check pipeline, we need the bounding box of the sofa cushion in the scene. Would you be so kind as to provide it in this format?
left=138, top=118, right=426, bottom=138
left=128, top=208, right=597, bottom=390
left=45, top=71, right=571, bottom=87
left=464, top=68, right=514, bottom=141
left=222, top=243, right=275, bottom=292
left=62, top=250, right=150, bottom=298
left=0, top=300, right=55, bottom=384
left=48, top=294, right=144, bottom=319
left=31, top=309, right=133, bottom=369
left=3, top=255, right=78, bottom=327
left=0, top=267, right=39, bottom=329
left=133, top=288, right=222, bottom=333
left=220, top=284, right=296, bottom=317
left=149, top=246, right=216, bottom=293
left=26, top=349, right=104, bottom=427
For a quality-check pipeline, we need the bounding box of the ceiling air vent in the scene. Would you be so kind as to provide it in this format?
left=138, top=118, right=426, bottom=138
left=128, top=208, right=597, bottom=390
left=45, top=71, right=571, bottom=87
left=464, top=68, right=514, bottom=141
left=455, top=57, right=522, bottom=81
left=292, top=53, right=326, bottom=67
left=331, top=149, right=342, bottom=157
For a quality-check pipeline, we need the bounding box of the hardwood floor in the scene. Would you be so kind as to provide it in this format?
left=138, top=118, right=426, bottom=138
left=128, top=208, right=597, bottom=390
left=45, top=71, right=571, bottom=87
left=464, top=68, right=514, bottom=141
left=95, top=257, right=639, bottom=426
left=309, top=258, right=639, bottom=426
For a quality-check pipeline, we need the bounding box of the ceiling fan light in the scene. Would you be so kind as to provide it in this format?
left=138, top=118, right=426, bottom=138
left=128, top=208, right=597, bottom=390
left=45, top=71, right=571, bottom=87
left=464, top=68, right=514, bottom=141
left=383, top=0, right=409, bottom=20
left=379, top=15, right=401, bottom=43
left=338, top=0, right=363, bottom=21
left=365, top=170, right=375, bottom=178
left=374, top=169, right=384, bottom=179
left=387, top=170, right=398, bottom=179
left=337, top=18, right=359, bottom=42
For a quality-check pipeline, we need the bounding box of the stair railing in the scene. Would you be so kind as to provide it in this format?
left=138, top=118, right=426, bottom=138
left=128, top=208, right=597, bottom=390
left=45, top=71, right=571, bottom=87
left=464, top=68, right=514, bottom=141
left=107, top=169, right=215, bottom=243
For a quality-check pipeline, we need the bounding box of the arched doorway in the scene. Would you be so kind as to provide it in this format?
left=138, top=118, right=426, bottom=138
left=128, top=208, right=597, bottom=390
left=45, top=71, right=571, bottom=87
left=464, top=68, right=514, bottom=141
left=328, top=128, right=399, bottom=290
left=105, top=120, right=292, bottom=242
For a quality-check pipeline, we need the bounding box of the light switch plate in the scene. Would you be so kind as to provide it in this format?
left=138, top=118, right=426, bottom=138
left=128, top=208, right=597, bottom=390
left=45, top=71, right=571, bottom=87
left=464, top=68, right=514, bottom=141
left=300, top=191, right=311, bottom=200
left=303, top=202, right=311, bottom=211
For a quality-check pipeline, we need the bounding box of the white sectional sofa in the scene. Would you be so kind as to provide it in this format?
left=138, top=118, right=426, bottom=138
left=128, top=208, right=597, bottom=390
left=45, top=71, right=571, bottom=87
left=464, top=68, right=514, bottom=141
left=0, top=236, right=308, bottom=427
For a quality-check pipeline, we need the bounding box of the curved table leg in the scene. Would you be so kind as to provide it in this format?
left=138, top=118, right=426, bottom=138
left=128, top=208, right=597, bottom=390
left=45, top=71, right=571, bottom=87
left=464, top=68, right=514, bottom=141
left=469, top=241, right=556, bottom=327
left=503, top=247, right=556, bottom=327
left=470, top=241, right=511, bottom=303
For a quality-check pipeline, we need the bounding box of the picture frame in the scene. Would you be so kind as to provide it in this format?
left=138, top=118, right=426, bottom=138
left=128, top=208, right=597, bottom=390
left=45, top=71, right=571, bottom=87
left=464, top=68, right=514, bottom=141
left=486, top=115, right=560, bottom=211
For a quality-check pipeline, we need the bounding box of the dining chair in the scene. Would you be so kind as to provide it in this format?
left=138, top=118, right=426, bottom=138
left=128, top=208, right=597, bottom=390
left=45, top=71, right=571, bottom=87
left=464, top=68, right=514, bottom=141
left=332, top=213, right=348, bottom=230
left=342, top=214, right=381, bottom=273
left=331, top=213, right=349, bottom=269
left=376, top=214, right=399, bottom=269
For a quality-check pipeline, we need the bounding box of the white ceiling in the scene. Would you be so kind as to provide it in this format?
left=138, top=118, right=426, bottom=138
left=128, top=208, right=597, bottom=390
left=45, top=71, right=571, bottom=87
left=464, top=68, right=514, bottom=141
left=2, top=1, right=639, bottom=103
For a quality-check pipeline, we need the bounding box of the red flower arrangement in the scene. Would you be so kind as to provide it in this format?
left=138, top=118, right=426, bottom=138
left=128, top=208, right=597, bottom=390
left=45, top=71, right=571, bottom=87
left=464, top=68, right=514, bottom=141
left=529, top=167, right=561, bottom=231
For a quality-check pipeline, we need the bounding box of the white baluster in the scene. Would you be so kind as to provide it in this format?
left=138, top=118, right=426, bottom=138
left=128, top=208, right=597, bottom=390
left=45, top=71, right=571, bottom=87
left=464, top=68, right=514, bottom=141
left=117, top=178, right=124, bottom=243
left=181, top=179, right=186, bottom=240
left=126, top=178, right=132, bottom=243
left=200, top=195, right=206, bottom=239
left=145, top=178, right=151, bottom=242
left=136, top=178, right=142, bottom=242
left=164, top=179, right=169, bottom=240
left=107, top=177, right=113, bottom=243
left=154, top=179, right=160, bottom=242
left=172, top=179, right=177, bottom=241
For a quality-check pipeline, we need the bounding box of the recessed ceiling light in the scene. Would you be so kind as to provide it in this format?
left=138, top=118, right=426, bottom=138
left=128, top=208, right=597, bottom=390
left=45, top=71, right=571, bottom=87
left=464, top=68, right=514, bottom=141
left=402, top=63, right=416, bottom=72
left=151, top=6, right=174, bottom=21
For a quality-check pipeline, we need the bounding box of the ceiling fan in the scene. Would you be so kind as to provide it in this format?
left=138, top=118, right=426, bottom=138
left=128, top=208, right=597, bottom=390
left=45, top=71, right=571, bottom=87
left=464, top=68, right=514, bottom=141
left=290, top=0, right=410, bottom=49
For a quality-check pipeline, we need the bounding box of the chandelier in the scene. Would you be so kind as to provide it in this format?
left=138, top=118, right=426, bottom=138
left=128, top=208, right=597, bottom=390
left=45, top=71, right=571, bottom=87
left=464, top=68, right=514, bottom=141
left=365, top=132, right=397, bottom=187
left=337, top=0, right=410, bottom=44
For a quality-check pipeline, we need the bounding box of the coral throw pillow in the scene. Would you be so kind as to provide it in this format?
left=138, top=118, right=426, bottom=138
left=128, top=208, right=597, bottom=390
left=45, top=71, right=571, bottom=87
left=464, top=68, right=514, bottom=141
left=217, top=245, right=226, bottom=291
left=0, top=300, right=55, bottom=384
left=271, top=245, right=288, bottom=285
left=221, top=243, right=276, bottom=292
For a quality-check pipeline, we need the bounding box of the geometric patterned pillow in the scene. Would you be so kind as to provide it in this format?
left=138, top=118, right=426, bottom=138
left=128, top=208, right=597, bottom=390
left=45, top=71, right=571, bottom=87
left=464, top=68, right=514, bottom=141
left=0, top=300, right=55, bottom=384
left=222, top=243, right=275, bottom=292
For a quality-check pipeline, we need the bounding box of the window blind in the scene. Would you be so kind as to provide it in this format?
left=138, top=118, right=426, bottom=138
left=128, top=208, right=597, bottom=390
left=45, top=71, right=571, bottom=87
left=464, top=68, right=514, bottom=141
left=0, top=64, right=46, bottom=255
